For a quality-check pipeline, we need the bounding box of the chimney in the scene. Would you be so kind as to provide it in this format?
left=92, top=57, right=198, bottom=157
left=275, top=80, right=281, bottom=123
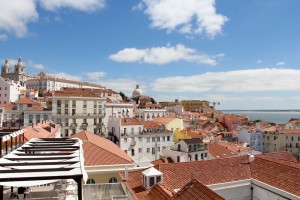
left=249, top=154, right=255, bottom=163
left=125, top=166, right=128, bottom=181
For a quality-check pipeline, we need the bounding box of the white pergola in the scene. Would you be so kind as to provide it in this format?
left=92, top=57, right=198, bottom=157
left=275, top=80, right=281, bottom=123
left=0, top=138, right=87, bottom=200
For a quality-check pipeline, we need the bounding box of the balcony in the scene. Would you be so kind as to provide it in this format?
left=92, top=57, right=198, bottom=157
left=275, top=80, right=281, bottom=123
left=70, top=123, right=78, bottom=127
left=130, top=140, right=136, bottom=146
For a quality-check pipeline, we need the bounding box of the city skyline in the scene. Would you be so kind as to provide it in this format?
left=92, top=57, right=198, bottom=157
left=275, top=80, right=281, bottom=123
left=1, top=0, right=300, bottom=109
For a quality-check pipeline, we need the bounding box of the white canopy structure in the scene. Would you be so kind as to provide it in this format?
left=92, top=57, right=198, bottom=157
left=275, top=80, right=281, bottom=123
left=0, top=138, right=87, bottom=200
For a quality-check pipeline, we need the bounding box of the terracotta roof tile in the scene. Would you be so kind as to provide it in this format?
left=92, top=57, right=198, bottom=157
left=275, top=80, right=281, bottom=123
left=121, top=118, right=141, bottom=126
left=15, top=97, right=39, bottom=105
left=71, top=130, right=133, bottom=166
left=207, top=142, right=238, bottom=159
left=121, top=152, right=300, bottom=199
left=153, top=117, right=176, bottom=124
left=173, top=179, right=225, bottom=200
left=139, top=121, right=164, bottom=129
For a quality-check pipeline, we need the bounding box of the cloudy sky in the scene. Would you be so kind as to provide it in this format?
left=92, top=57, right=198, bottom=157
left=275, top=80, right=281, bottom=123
left=1, top=0, right=300, bottom=110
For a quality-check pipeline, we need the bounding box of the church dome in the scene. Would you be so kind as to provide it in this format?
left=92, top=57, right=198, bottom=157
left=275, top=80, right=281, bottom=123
left=3, top=60, right=10, bottom=68
left=16, top=57, right=24, bottom=67
left=132, top=84, right=143, bottom=98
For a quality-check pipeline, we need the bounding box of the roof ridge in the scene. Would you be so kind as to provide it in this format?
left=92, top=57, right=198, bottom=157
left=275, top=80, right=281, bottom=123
left=254, top=157, right=300, bottom=170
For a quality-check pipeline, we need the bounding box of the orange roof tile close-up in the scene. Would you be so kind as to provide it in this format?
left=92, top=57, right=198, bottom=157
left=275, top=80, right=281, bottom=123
left=71, top=130, right=133, bottom=166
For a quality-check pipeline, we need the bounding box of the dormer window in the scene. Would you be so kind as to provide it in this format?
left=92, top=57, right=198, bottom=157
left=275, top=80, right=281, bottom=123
left=142, top=167, right=163, bottom=189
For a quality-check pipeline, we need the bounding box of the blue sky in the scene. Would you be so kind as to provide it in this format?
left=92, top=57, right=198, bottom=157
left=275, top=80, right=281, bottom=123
left=1, top=0, right=300, bottom=110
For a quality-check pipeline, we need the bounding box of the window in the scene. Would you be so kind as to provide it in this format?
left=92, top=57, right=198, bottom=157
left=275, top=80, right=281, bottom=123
left=4, top=87, right=7, bottom=90
left=149, top=177, right=155, bottom=187
left=167, top=136, right=170, bottom=141
left=195, top=154, right=198, bottom=161
left=65, top=129, right=69, bottom=136
left=72, top=129, right=76, bottom=135
left=147, top=148, right=150, bottom=153
left=162, top=136, right=165, bottom=141
left=29, top=115, right=33, bottom=123
left=177, top=144, right=181, bottom=151
left=43, top=115, right=48, bottom=121
left=177, top=156, right=180, bottom=162
left=152, top=137, right=155, bottom=142
left=157, top=137, right=160, bottom=142
left=124, top=138, right=127, bottom=143
left=57, top=100, right=61, bottom=107
left=109, top=177, right=118, bottom=183
left=131, top=149, right=135, bottom=156
left=157, top=147, right=160, bottom=152
left=94, top=118, right=97, bottom=125
left=94, top=101, right=97, bottom=108
left=65, top=100, right=69, bottom=107
left=156, top=176, right=161, bottom=183
left=201, top=153, right=204, bottom=160
left=72, top=109, right=76, bottom=116
left=152, top=147, right=155, bottom=155
left=36, top=115, right=40, bottom=123
left=147, top=138, right=150, bottom=142
left=139, top=148, right=142, bottom=153
left=72, top=100, right=76, bottom=108
left=65, top=109, right=68, bottom=115
left=57, top=109, right=61, bottom=115
left=83, top=101, right=87, bottom=108
left=205, top=153, right=207, bottom=157
left=57, top=118, right=61, bottom=124
left=87, top=179, right=95, bottom=184
left=124, top=150, right=127, bottom=154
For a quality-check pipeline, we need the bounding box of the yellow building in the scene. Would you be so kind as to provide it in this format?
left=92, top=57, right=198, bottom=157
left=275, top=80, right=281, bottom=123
left=180, top=100, right=209, bottom=111
left=153, top=117, right=184, bottom=133
left=159, top=99, right=210, bottom=111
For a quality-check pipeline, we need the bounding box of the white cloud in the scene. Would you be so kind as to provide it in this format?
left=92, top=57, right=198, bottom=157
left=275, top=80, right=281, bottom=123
left=109, top=44, right=219, bottom=65
left=152, top=68, right=300, bottom=93
left=100, top=78, right=142, bottom=95
left=0, top=0, right=106, bottom=38
left=132, top=2, right=144, bottom=11
left=0, top=0, right=38, bottom=37
left=39, top=0, right=106, bottom=12
left=86, top=72, right=106, bottom=80
left=0, top=34, right=8, bottom=41
left=137, top=0, right=228, bottom=37
left=48, top=72, right=82, bottom=81
left=32, top=64, right=46, bottom=70
left=256, top=60, right=263, bottom=64
left=276, top=61, right=285, bottom=66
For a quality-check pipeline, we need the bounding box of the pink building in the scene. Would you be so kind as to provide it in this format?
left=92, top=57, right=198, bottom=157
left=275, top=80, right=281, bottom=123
left=219, top=115, right=242, bottom=132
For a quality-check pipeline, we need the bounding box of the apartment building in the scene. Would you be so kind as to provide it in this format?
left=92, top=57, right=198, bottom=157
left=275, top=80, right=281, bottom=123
left=0, top=77, right=25, bottom=104
left=238, top=127, right=263, bottom=152
left=135, top=104, right=167, bottom=121
left=26, top=72, right=104, bottom=91
left=263, top=125, right=300, bottom=160
left=52, top=91, right=106, bottom=137
left=108, top=118, right=173, bottom=163
left=162, top=138, right=208, bottom=162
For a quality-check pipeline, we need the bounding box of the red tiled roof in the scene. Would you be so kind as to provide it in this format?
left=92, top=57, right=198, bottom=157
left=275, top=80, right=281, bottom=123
left=15, top=97, right=39, bottom=105
left=207, top=142, right=238, bottom=158
left=250, top=157, right=300, bottom=196
left=139, top=121, right=163, bottom=129
left=121, top=118, right=141, bottom=126
left=71, top=130, right=133, bottom=166
left=173, top=179, right=225, bottom=200
left=153, top=117, right=176, bottom=124
left=279, top=129, right=300, bottom=134
left=121, top=152, right=300, bottom=199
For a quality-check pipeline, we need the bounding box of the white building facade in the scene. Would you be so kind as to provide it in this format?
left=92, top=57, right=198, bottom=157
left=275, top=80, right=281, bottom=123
left=108, top=117, right=173, bottom=163
left=238, top=128, right=263, bottom=152
left=135, top=104, right=167, bottom=121
left=162, top=138, right=208, bottom=162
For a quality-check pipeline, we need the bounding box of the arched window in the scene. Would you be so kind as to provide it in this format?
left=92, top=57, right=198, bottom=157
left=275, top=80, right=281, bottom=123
left=87, top=179, right=95, bottom=184
left=109, top=177, right=118, bottom=183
